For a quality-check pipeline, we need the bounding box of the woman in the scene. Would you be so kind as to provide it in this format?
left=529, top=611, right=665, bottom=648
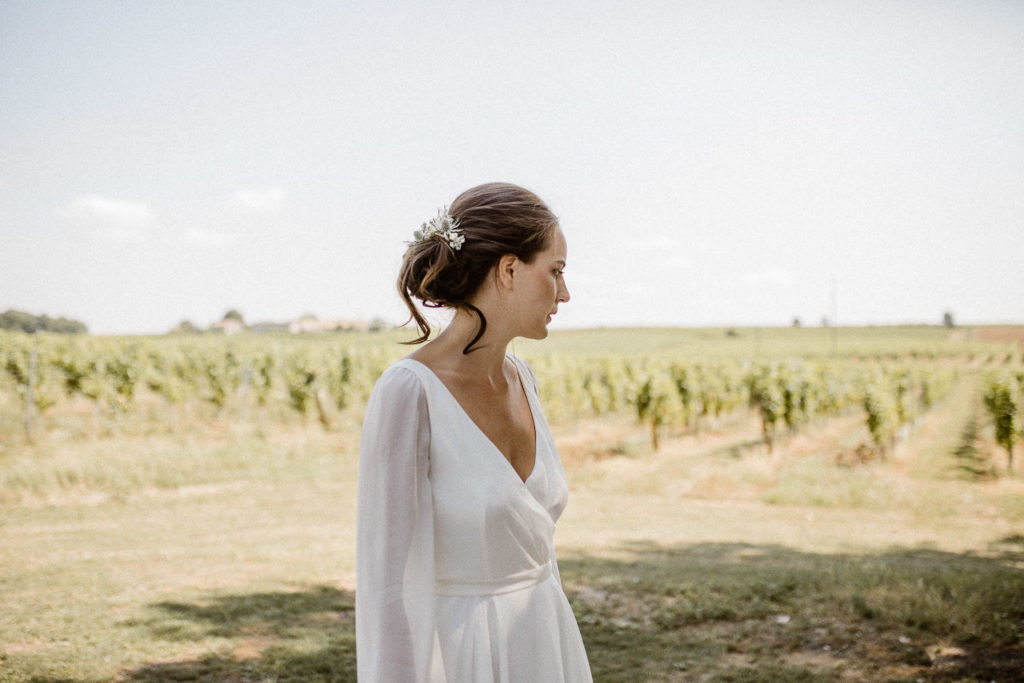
left=356, top=182, right=592, bottom=682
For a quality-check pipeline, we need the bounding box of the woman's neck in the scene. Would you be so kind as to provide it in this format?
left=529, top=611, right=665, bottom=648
left=422, top=308, right=512, bottom=380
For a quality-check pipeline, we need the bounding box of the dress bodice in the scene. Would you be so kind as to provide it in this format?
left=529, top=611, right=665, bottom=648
left=395, top=358, right=568, bottom=595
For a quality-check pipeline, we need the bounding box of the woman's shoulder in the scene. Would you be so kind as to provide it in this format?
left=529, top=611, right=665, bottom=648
left=507, top=353, right=538, bottom=391
left=373, top=358, right=431, bottom=394
left=506, top=352, right=530, bottom=371
left=363, top=361, right=435, bottom=423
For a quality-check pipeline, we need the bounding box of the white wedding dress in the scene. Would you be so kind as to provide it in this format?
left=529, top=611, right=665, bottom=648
left=356, top=355, right=593, bottom=682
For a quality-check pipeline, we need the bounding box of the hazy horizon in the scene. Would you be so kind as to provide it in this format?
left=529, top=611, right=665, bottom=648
left=3, top=306, right=1014, bottom=337
left=3, top=0, right=1022, bottom=335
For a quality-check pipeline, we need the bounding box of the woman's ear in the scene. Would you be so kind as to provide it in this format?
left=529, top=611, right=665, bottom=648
left=496, top=254, right=518, bottom=289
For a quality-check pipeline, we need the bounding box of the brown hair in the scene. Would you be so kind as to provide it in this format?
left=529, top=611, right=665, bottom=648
left=397, top=182, right=559, bottom=353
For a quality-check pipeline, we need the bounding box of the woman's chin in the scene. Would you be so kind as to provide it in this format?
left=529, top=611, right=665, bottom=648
left=520, top=326, right=549, bottom=341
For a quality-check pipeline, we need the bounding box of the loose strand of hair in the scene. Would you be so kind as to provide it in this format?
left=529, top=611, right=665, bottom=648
left=398, top=296, right=432, bottom=345
left=461, top=303, right=487, bottom=355
left=397, top=262, right=433, bottom=344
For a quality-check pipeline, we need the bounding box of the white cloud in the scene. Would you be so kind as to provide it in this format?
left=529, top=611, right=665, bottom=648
left=65, top=193, right=154, bottom=225
left=56, top=193, right=155, bottom=242
left=228, top=186, right=286, bottom=213
left=185, top=227, right=234, bottom=247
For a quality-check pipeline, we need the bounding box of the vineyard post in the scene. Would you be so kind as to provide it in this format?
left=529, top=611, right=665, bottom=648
left=315, top=388, right=332, bottom=431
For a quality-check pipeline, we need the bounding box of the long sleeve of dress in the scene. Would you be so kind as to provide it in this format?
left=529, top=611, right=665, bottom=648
left=356, top=366, right=443, bottom=682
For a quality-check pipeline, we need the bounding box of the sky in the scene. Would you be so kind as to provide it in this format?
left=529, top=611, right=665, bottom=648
left=1, top=0, right=1022, bottom=335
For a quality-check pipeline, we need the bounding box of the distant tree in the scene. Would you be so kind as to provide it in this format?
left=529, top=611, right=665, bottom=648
left=44, top=315, right=87, bottom=334
left=369, top=317, right=390, bottom=332
left=0, top=310, right=37, bottom=332
left=820, top=316, right=830, bottom=327
left=0, top=309, right=87, bottom=334
left=943, top=311, right=955, bottom=328
left=792, top=317, right=802, bottom=328
left=223, top=309, right=246, bottom=324
left=170, top=320, right=200, bottom=334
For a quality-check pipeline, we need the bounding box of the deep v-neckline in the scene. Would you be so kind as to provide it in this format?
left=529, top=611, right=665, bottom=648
left=404, top=357, right=539, bottom=485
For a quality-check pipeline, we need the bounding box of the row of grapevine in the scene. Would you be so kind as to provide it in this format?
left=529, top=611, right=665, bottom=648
left=0, top=332, right=964, bottom=456
left=0, top=333, right=398, bottom=438
left=527, top=353, right=957, bottom=454
left=859, top=363, right=956, bottom=457
left=982, top=367, right=1024, bottom=470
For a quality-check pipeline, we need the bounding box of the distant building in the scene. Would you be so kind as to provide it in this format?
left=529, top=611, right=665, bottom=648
left=289, top=315, right=324, bottom=334
left=209, top=314, right=377, bottom=334
left=209, top=318, right=245, bottom=335
left=331, top=318, right=371, bottom=332
left=249, top=321, right=291, bottom=333
left=288, top=316, right=370, bottom=333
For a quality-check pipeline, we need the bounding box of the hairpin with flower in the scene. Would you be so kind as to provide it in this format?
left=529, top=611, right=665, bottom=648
left=411, top=209, right=465, bottom=251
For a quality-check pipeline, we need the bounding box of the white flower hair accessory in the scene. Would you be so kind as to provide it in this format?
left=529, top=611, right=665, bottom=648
left=411, top=209, right=465, bottom=251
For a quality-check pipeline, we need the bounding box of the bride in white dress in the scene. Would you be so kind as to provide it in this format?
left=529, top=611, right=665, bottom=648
left=356, top=183, right=593, bottom=682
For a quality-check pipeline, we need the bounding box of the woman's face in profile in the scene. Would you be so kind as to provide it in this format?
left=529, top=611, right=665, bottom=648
left=512, top=228, right=570, bottom=340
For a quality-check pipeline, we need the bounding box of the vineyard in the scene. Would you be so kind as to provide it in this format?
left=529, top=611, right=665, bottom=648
left=3, top=326, right=1024, bottom=682
left=2, top=326, right=1021, bottom=471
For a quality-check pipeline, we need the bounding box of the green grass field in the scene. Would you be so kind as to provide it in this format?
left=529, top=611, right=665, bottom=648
left=2, top=326, right=1023, bottom=681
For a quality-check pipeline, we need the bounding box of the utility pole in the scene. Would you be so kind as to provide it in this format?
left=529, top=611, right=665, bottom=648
left=831, top=278, right=839, bottom=357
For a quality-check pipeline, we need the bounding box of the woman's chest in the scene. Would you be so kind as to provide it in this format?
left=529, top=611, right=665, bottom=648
left=444, top=381, right=537, bottom=481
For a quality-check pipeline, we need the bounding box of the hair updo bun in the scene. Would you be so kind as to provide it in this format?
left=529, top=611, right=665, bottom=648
left=398, top=182, right=559, bottom=353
